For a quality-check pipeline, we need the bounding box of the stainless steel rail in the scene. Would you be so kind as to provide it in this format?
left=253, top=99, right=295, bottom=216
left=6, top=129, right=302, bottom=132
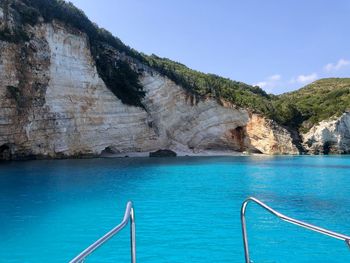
left=241, top=197, right=350, bottom=263
left=70, top=201, right=136, bottom=263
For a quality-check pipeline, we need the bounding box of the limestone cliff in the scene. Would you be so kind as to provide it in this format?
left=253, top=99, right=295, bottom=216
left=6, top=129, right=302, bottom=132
left=0, top=17, right=301, bottom=160
left=0, top=1, right=316, bottom=160
left=246, top=114, right=299, bottom=154
left=302, top=112, right=350, bottom=154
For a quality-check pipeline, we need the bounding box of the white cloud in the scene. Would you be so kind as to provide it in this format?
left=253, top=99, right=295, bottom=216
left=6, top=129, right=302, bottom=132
left=268, top=74, right=281, bottom=81
left=254, top=81, right=267, bottom=88
left=253, top=74, right=281, bottom=91
left=291, top=73, right=318, bottom=84
left=253, top=57, right=349, bottom=93
left=324, top=59, right=350, bottom=72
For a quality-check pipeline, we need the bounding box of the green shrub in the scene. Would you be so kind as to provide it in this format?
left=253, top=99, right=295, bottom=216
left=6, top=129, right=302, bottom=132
left=94, top=48, right=145, bottom=107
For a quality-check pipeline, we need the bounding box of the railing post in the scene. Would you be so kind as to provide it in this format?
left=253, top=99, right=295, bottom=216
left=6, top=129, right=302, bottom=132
left=240, top=200, right=250, bottom=263
left=130, top=207, right=136, bottom=263
left=241, top=197, right=350, bottom=263
left=69, top=201, right=136, bottom=263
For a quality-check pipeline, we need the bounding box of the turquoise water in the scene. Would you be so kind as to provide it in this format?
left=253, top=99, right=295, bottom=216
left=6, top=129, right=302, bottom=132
left=0, top=156, right=350, bottom=262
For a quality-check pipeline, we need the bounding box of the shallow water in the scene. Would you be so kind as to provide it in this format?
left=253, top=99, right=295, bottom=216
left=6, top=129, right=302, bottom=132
left=0, top=156, right=350, bottom=262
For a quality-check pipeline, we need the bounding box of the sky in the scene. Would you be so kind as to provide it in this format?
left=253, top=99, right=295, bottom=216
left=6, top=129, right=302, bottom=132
left=68, top=0, right=350, bottom=94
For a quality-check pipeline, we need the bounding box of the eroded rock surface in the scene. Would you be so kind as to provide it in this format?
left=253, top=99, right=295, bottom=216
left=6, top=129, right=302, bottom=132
left=302, top=112, right=350, bottom=154
left=141, top=74, right=250, bottom=153
left=0, top=19, right=299, bottom=159
left=246, top=114, right=299, bottom=154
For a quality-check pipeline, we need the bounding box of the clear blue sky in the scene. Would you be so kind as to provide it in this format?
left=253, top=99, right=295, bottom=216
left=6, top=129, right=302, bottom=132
left=69, top=0, right=350, bottom=94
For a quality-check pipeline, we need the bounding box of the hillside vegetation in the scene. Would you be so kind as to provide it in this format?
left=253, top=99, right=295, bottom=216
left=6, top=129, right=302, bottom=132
left=145, top=55, right=274, bottom=113
left=143, top=57, right=350, bottom=132
left=278, top=78, right=350, bottom=131
left=2, top=0, right=349, bottom=132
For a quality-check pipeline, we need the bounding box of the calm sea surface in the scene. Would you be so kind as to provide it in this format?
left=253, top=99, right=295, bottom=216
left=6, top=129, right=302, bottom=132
left=0, top=156, right=350, bottom=262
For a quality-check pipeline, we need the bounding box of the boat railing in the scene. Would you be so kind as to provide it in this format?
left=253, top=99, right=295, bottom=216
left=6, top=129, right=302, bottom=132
left=69, top=201, right=136, bottom=263
left=241, top=197, right=350, bottom=263
left=70, top=197, right=350, bottom=263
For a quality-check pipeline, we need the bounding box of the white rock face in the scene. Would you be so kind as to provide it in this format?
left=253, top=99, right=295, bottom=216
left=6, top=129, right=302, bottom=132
left=302, top=112, right=350, bottom=154
left=141, top=74, right=250, bottom=152
left=0, top=21, right=298, bottom=159
left=246, top=114, right=299, bottom=154
left=0, top=22, right=158, bottom=158
left=41, top=23, right=159, bottom=156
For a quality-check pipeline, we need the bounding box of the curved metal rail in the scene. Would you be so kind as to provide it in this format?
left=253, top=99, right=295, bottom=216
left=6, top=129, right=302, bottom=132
left=70, top=201, right=136, bottom=263
left=241, top=197, right=350, bottom=263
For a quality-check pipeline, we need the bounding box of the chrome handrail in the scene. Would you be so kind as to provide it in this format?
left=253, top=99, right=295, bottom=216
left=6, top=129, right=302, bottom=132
left=70, top=201, right=136, bottom=263
left=241, top=197, right=350, bottom=263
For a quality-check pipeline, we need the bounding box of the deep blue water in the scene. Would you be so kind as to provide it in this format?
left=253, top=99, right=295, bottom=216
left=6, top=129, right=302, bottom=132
left=0, top=156, right=350, bottom=262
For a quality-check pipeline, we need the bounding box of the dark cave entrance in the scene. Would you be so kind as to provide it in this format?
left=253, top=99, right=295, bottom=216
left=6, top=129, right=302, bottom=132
left=0, top=144, right=12, bottom=160
left=230, top=126, right=246, bottom=152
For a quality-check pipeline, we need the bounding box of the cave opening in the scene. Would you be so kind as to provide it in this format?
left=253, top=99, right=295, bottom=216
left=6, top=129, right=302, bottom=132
left=230, top=126, right=245, bottom=151
left=0, top=144, right=12, bottom=160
